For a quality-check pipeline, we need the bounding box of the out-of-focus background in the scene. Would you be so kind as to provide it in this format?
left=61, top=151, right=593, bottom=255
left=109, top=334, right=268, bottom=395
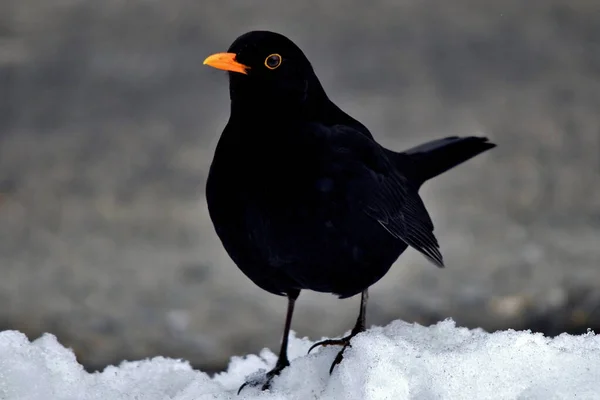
left=1, top=0, right=599, bottom=373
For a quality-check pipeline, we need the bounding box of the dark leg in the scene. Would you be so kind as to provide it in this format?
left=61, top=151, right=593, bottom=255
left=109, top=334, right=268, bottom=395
left=307, top=289, right=368, bottom=373
left=238, top=290, right=300, bottom=394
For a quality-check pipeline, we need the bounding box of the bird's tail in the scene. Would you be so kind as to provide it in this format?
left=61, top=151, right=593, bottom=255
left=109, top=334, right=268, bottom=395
left=402, top=136, right=496, bottom=186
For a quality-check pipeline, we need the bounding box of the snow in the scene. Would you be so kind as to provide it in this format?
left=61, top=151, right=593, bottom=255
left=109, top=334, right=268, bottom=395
left=1, top=319, right=600, bottom=400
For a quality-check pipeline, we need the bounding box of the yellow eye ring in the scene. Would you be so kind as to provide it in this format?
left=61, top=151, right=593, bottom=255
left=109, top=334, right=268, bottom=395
left=264, top=54, right=282, bottom=69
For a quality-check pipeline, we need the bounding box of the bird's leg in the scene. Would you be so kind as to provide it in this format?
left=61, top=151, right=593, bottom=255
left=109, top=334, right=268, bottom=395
left=238, top=290, right=300, bottom=394
left=307, top=289, right=368, bottom=373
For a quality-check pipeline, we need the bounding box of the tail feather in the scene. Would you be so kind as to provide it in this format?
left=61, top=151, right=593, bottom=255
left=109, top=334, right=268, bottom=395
left=401, top=136, right=496, bottom=185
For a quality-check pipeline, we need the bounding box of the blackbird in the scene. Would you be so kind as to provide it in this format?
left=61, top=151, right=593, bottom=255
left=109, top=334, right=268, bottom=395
left=203, top=30, right=496, bottom=392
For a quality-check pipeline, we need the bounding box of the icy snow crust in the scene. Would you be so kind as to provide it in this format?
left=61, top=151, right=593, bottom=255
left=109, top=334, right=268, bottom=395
left=1, top=319, right=599, bottom=400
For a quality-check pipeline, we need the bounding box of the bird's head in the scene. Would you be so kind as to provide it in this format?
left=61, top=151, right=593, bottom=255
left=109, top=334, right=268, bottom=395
left=204, top=31, right=324, bottom=111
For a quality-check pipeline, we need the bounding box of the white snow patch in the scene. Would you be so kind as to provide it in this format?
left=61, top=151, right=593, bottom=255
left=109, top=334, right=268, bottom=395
left=0, top=319, right=599, bottom=399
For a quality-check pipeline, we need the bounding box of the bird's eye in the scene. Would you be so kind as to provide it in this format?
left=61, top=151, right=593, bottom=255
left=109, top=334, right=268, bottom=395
left=264, top=54, right=282, bottom=69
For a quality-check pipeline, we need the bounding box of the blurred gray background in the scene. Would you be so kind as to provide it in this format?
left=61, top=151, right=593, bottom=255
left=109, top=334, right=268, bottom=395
left=1, top=0, right=599, bottom=373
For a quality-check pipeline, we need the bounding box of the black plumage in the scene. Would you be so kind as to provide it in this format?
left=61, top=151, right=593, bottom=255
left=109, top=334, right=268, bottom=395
left=203, top=30, right=496, bottom=392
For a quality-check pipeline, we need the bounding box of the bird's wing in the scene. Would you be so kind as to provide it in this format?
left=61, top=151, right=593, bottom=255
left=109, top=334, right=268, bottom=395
left=363, top=171, right=444, bottom=267
left=319, top=123, right=444, bottom=268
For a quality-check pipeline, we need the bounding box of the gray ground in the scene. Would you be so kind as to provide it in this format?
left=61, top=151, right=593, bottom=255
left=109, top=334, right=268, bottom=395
left=0, top=0, right=599, bottom=372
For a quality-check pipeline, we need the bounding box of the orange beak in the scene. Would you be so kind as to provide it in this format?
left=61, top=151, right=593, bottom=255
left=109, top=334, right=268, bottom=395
left=203, top=52, right=249, bottom=75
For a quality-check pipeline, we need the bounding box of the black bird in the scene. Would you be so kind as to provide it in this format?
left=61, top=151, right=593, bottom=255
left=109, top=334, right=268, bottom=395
left=203, top=31, right=495, bottom=392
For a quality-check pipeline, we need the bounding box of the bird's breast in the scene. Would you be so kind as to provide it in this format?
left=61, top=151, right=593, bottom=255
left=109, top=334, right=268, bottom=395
left=208, top=144, right=340, bottom=226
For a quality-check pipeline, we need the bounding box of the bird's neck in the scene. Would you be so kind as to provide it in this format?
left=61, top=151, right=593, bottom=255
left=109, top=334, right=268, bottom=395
left=226, top=77, right=372, bottom=150
left=229, top=93, right=359, bottom=131
left=230, top=97, right=306, bottom=124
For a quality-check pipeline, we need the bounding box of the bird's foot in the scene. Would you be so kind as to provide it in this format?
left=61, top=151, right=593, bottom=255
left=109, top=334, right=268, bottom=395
left=237, top=362, right=288, bottom=395
left=307, top=326, right=364, bottom=374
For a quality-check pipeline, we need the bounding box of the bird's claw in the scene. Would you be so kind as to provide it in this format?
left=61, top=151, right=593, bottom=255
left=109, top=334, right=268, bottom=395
left=237, top=381, right=250, bottom=395
left=307, top=333, right=360, bottom=374
left=329, top=344, right=349, bottom=374
left=236, top=380, right=272, bottom=395
left=307, top=336, right=353, bottom=354
left=237, top=364, right=287, bottom=395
